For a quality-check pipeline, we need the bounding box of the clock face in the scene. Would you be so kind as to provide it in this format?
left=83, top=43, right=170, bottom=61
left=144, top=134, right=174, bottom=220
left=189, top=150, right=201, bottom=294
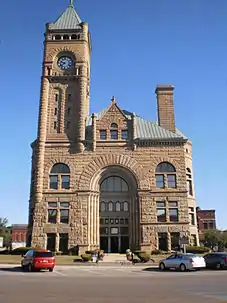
left=57, top=56, right=73, bottom=70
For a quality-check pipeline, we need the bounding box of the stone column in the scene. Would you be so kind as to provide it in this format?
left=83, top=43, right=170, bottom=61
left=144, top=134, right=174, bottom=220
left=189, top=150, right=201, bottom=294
left=92, top=113, right=96, bottom=151
left=132, top=113, right=136, bottom=150
left=131, top=195, right=135, bottom=249
left=78, top=72, right=87, bottom=152
left=87, top=194, right=91, bottom=249
left=167, top=232, right=171, bottom=251
left=55, top=233, right=60, bottom=252
left=90, top=194, right=93, bottom=247
left=96, top=194, right=100, bottom=247
left=35, top=77, right=49, bottom=203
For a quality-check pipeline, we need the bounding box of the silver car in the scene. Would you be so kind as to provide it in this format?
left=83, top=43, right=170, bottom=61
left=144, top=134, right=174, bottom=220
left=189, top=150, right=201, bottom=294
left=159, top=253, right=206, bottom=272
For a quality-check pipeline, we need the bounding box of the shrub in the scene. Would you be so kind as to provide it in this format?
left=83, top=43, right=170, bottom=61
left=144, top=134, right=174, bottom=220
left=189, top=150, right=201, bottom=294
left=73, top=256, right=82, bottom=262
left=151, top=249, right=162, bottom=255
left=10, top=247, right=33, bottom=255
left=186, top=246, right=210, bottom=254
left=133, top=250, right=151, bottom=263
left=81, top=253, right=92, bottom=262
left=55, top=251, right=62, bottom=256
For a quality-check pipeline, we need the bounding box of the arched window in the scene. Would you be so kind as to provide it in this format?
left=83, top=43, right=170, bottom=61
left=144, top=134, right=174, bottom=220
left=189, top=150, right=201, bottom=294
left=116, top=202, right=121, bottom=211
left=49, top=163, right=70, bottom=190
left=110, top=123, right=118, bottom=140
left=123, top=202, right=129, bottom=212
left=155, top=162, right=176, bottom=189
left=100, top=176, right=129, bottom=192
left=101, top=202, right=106, bottom=212
left=186, top=167, right=193, bottom=196
left=108, top=202, right=113, bottom=212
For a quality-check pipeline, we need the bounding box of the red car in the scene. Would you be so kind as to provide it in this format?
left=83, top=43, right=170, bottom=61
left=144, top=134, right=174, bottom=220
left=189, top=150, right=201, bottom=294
left=21, top=249, right=55, bottom=272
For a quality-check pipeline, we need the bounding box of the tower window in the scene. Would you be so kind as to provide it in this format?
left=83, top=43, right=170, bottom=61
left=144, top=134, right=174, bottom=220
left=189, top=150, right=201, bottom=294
left=63, top=35, right=69, bottom=40
left=54, top=122, right=57, bottom=129
left=68, top=94, right=71, bottom=102
left=55, top=35, right=61, bottom=40
left=54, top=108, right=57, bottom=115
left=121, top=130, right=128, bottom=140
left=55, top=94, right=59, bottom=102
left=100, top=130, right=107, bottom=140
left=110, top=130, right=118, bottom=140
left=71, top=34, right=80, bottom=40
left=49, top=163, right=70, bottom=190
left=67, top=108, right=71, bottom=115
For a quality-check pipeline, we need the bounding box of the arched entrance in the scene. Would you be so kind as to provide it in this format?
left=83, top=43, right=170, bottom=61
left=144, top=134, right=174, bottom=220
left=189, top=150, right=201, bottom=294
left=99, top=166, right=139, bottom=253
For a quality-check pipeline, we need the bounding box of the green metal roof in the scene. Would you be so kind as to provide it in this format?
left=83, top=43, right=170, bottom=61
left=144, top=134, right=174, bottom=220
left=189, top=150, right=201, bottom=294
left=86, top=108, right=187, bottom=141
left=49, top=3, right=82, bottom=30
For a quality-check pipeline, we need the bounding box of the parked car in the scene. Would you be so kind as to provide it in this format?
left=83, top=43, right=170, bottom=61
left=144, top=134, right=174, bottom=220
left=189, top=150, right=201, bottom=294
left=203, top=252, right=227, bottom=269
left=21, top=249, right=55, bottom=272
left=159, top=253, right=206, bottom=272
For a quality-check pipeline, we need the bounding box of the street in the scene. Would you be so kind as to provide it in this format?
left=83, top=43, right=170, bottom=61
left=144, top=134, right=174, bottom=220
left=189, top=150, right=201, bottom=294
left=0, top=265, right=227, bottom=302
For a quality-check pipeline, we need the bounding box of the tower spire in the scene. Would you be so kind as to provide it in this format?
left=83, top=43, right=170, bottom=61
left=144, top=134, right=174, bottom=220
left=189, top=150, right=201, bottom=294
left=69, top=0, right=74, bottom=7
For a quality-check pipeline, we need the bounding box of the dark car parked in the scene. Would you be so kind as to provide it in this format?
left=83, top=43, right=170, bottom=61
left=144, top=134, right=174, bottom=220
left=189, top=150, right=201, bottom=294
left=204, top=252, right=227, bottom=269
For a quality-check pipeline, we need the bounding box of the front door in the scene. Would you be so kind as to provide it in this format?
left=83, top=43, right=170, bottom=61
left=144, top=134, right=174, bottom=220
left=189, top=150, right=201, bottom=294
left=120, top=236, right=129, bottom=253
left=100, top=237, right=108, bottom=253
left=111, top=237, right=119, bottom=253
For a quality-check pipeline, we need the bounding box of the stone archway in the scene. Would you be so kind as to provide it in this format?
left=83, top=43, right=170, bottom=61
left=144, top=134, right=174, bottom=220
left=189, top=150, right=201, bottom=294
left=98, top=166, right=139, bottom=253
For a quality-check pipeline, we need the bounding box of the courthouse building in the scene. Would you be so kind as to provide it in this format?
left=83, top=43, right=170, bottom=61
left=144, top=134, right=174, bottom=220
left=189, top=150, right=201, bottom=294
left=28, top=1, right=199, bottom=253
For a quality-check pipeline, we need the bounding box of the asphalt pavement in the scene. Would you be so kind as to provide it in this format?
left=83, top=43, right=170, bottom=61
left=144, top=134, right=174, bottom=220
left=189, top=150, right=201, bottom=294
left=0, top=265, right=227, bottom=303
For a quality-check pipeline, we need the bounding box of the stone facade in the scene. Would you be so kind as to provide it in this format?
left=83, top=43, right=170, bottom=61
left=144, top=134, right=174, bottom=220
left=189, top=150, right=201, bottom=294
left=28, top=3, right=199, bottom=253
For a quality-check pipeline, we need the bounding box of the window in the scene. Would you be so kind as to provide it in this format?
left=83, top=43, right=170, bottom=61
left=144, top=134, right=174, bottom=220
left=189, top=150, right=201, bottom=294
left=108, top=202, right=113, bottom=212
left=100, top=130, right=107, bottom=140
left=186, top=168, right=193, bottom=196
left=204, top=222, right=208, bottom=229
left=155, top=162, right=177, bottom=189
left=54, top=108, right=57, bottom=115
left=68, top=94, right=71, bottom=102
left=157, top=208, right=166, bottom=222
left=188, top=207, right=195, bottom=225
left=48, top=209, right=57, bottom=223
left=47, top=233, right=56, bottom=251
left=116, top=202, right=121, bottom=211
left=158, top=233, right=168, bottom=251
left=100, top=176, right=128, bottom=192
left=67, top=108, right=71, bottom=115
left=209, top=222, right=214, bottom=229
left=110, top=130, right=118, bottom=140
left=156, top=201, right=165, bottom=208
left=66, top=121, right=70, bottom=130
left=54, top=121, right=57, bottom=130
left=121, top=130, right=128, bottom=140
left=156, top=175, right=164, bottom=188
left=123, top=202, right=129, bottom=212
left=60, top=209, right=69, bottom=224
left=55, top=94, right=59, bottom=102
left=190, top=234, right=197, bottom=246
left=167, top=175, right=176, bottom=188
left=49, top=163, right=70, bottom=190
left=169, top=209, right=178, bottom=222
left=59, top=234, right=68, bottom=253
left=110, top=123, right=118, bottom=128
left=101, top=202, right=106, bottom=212
left=171, top=232, right=180, bottom=250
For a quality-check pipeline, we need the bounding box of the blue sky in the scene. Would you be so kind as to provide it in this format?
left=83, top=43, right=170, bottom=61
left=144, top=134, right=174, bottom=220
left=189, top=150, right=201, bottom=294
left=0, top=0, right=226, bottom=229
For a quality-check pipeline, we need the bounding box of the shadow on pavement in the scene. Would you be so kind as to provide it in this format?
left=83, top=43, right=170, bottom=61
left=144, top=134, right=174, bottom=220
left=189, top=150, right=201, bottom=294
left=0, top=266, right=22, bottom=272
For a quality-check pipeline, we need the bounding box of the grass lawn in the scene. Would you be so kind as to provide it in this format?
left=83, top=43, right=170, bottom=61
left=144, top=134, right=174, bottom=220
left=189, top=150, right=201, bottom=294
left=0, top=254, right=167, bottom=265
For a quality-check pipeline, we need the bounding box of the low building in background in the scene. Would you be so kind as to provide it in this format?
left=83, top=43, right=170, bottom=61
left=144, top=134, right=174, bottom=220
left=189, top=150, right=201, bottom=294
left=196, top=207, right=216, bottom=244
left=11, top=224, right=27, bottom=249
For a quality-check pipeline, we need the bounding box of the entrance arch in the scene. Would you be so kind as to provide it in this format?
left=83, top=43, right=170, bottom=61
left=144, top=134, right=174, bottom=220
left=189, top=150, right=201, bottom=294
left=98, top=166, right=139, bottom=253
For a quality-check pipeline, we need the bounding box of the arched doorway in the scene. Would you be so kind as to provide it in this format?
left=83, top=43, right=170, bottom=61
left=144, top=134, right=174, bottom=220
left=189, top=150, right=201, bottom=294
left=99, top=167, right=139, bottom=253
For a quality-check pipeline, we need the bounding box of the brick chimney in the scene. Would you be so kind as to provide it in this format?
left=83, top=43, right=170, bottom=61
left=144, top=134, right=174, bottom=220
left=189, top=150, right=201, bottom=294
left=155, top=84, right=176, bottom=132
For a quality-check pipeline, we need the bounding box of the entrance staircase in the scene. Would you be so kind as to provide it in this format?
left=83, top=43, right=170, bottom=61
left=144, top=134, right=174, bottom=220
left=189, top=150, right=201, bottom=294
left=102, top=253, right=129, bottom=264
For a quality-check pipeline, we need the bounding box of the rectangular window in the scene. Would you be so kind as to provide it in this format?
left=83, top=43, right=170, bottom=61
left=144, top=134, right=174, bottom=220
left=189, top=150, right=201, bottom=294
left=209, top=222, right=214, bottom=229
left=156, top=201, right=165, bottom=208
left=167, top=175, right=176, bottom=188
left=121, top=130, right=128, bottom=140
left=48, top=202, right=57, bottom=208
left=156, top=175, right=164, bottom=188
left=187, top=180, right=193, bottom=195
left=169, top=208, right=178, bottom=222
left=190, top=234, right=197, bottom=246
left=120, top=227, right=129, bottom=234
left=100, top=130, right=107, bottom=140
left=189, top=213, right=195, bottom=225
left=100, top=227, right=108, bottom=235
left=158, top=233, right=168, bottom=251
left=49, top=175, right=58, bottom=189
left=157, top=208, right=166, bottom=222
left=67, top=108, right=71, bottom=115
left=68, top=94, right=71, bottom=102
left=60, top=209, right=69, bottom=224
left=169, top=201, right=178, bottom=207
left=48, top=209, right=57, bottom=224
left=60, top=202, right=69, bottom=208
left=61, top=175, right=70, bottom=189
left=110, top=130, right=118, bottom=140
left=171, top=232, right=180, bottom=250
left=47, top=233, right=56, bottom=251
left=204, top=222, right=208, bottom=229
left=54, top=121, right=57, bottom=130
left=55, top=94, right=59, bottom=102
left=59, top=233, right=69, bottom=253
left=54, top=108, right=57, bottom=115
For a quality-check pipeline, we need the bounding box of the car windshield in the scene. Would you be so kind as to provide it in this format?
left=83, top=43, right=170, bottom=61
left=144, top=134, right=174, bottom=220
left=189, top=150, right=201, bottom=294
left=34, top=251, right=53, bottom=258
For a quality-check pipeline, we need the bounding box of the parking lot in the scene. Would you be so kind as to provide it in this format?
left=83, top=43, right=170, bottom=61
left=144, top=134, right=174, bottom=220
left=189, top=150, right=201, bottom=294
left=1, top=265, right=227, bottom=302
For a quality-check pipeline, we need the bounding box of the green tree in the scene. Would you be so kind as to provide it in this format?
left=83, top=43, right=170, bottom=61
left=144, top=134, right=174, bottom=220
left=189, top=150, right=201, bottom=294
left=0, top=217, right=8, bottom=227
left=204, top=229, right=227, bottom=251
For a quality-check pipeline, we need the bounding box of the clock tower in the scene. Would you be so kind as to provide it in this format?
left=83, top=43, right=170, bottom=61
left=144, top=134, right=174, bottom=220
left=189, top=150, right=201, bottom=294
left=39, top=0, right=91, bottom=150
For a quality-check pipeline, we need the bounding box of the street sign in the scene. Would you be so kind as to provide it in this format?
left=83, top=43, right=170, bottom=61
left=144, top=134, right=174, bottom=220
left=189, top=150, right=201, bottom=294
left=179, top=236, right=189, bottom=245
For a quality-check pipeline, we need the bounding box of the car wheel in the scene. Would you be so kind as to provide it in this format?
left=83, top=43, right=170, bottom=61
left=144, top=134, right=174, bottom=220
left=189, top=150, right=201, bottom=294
left=216, top=263, right=222, bottom=270
left=159, top=263, right=166, bottom=271
left=49, top=268, right=53, bottom=272
left=180, top=263, right=187, bottom=272
left=28, top=264, right=33, bottom=272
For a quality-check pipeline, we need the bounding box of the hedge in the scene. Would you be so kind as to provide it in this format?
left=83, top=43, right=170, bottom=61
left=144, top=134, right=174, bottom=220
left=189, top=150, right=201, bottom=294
left=186, top=246, right=210, bottom=254
left=81, top=253, right=92, bottom=262
left=133, top=250, right=151, bottom=263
